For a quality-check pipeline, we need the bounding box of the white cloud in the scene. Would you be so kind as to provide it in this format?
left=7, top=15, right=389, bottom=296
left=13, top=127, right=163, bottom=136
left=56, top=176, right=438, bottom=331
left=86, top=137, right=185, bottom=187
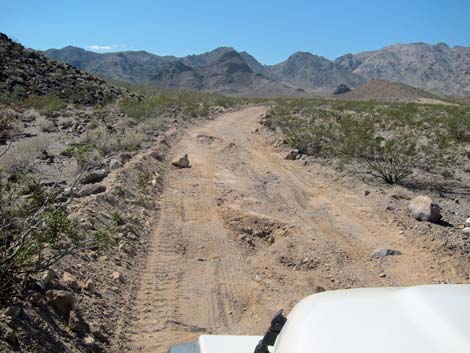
left=86, top=45, right=115, bottom=51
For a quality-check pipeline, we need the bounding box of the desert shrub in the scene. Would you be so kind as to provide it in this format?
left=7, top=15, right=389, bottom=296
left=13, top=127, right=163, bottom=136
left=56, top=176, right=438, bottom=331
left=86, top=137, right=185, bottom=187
left=36, top=116, right=56, bottom=132
left=80, top=124, right=144, bottom=155
left=356, top=134, right=419, bottom=184
left=0, top=173, right=84, bottom=304
left=118, top=85, right=249, bottom=122
left=0, top=136, right=50, bottom=173
left=61, top=142, right=97, bottom=170
left=268, top=98, right=464, bottom=184
left=21, top=95, right=67, bottom=117
left=0, top=110, right=19, bottom=147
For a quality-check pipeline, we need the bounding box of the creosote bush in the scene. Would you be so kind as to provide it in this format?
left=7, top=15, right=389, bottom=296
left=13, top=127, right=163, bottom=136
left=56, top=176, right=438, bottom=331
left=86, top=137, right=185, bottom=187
left=267, top=98, right=467, bottom=184
left=0, top=173, right=83, bottom=304
left=20, top=95, right=67, bottom=117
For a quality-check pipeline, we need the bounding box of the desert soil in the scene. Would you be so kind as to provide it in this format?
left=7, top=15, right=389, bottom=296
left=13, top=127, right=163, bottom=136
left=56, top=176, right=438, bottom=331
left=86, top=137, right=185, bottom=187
left=119, top=106, right=468, bottom=352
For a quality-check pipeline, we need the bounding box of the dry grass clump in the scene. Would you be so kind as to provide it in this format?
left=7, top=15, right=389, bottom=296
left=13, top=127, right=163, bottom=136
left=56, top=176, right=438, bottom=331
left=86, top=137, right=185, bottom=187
left=0, top=136, right=50, bottom=173
left=36, top=116, right=56, bottom=132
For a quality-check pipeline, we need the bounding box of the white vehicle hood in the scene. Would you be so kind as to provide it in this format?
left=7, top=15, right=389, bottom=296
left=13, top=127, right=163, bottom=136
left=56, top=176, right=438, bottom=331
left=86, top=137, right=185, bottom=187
left=274, top=284, right=470, bottom=353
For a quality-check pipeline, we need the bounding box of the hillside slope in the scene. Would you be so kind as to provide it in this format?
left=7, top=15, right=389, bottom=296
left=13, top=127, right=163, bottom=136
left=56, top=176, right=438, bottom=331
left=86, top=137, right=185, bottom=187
left=0, top=33, right=121, bottom=104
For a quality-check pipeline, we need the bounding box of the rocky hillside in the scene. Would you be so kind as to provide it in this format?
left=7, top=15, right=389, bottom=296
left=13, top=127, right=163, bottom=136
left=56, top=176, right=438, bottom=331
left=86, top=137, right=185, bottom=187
left=44, top=40, right=470, bottom=96
left=0, top=33, right=121, bottom=105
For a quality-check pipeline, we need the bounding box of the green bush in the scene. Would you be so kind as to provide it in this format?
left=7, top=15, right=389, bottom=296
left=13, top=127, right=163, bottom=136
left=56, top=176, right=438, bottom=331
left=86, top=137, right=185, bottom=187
left=0, top=173, right=84, bottom=304
left=22, top=95, right=67, bottom=117
left=267, top=98, right=466, bottom=184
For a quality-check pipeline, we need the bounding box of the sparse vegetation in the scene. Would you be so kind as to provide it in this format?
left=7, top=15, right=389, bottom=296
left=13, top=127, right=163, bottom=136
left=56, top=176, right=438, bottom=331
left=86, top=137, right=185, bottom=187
left=0, top=136, right=50, bottom=173
left=21, top=95, right=67, bottom=117
left=0, top=173, right=82, bottom=304
left=36, top=116, right=56, bottom=132
left=267, top=98, right=469, bottom=184
left=118, top=85, right=251, bottom=124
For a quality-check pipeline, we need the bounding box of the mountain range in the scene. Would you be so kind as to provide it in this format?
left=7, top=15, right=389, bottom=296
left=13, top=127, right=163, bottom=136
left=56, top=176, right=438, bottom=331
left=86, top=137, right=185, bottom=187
left=44, top=42, right=470, bottom=97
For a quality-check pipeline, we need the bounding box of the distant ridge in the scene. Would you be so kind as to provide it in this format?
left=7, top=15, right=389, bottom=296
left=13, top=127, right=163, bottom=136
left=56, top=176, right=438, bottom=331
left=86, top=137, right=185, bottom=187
left=42, top=39, right=470, bottom=97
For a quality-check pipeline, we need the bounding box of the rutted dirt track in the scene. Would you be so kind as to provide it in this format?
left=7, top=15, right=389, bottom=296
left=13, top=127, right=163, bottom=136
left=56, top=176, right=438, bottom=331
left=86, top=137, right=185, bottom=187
left=121, top=107, right=466, bottom=352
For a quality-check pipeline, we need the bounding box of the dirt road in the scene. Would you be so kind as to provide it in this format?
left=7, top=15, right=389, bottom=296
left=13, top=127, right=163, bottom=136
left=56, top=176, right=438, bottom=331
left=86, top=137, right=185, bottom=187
left=122, top=106, right=465, bottom=352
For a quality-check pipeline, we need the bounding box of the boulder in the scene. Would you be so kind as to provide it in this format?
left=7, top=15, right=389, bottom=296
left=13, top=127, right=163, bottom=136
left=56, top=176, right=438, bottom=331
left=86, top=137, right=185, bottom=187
left=119, top=152, right=132, bottom=162
left=172, top=153, right=191, bottom=168
left=408, top=195, right=441, bottom=223
left=82, top=279, right=96, bottom=294
left=463, top=228, right=470, bottom=235
left=285, top=149, right=300, bottom=160
left=46, top=290, right=76, bottom=316
left=77, top=184, right=106, bottom=198
left=371, top=248, right=402, bottom=259
left=109, top=158, right=122, bottom=171
left=110, top=271, right=124, bottom=283
left=62, top=272, right=80, bottom=291
left=80, top=170, right=109, bottom=184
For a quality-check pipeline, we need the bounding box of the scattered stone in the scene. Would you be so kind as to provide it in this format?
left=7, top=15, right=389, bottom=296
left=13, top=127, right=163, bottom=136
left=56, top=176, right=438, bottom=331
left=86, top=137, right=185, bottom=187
left=172, top=153, right=191, bottom=168
left=80, top=170, right=109, bottom=184
left=109, top=158, right=122, bottom=171
left=82, top=335, right=100, bottom=352
left=379, top=273, right=386, bottom=278
left=364, top=190, right=370, bottom=196
left=63, top=272, right=80, bottom=291
left=465, top=217, right=470, bottom=225
left=27, top=291, right=46, bottom=307
left=77, top=184, right=106, bottom=198
left=41, top=269, right=58, bottom=286
left=408, top=195, right=442, bottom=223
left=150, top=149, right=164, bottom=160
left=69, top=310, right=90, bottom=336
left=110, top=271, right=124, bottom=283
left=119, top=152, right=132, bottom=162
left=82, top=279, right=96, bottom=294
left=285, top=149, right=300, bottom=160
left=46, top=290, right=76, bottom=316
left=371, top=248, right=402, bottom=259
left=463, top=228, right=470, bottom=235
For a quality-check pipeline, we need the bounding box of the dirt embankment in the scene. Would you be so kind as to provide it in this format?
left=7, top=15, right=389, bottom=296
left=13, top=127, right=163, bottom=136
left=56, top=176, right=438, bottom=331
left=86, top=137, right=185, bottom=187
left=115, top=107, right=470, bottom=353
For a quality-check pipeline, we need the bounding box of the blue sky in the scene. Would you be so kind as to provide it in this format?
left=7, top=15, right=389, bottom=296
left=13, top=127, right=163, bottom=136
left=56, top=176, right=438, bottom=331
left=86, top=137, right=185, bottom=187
left=2, top=0, right=469, bottom=64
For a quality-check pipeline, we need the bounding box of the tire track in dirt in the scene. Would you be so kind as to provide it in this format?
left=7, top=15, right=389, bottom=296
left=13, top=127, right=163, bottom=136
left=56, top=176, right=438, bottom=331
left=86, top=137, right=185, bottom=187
left=122, top=106, right=466, bottom=352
